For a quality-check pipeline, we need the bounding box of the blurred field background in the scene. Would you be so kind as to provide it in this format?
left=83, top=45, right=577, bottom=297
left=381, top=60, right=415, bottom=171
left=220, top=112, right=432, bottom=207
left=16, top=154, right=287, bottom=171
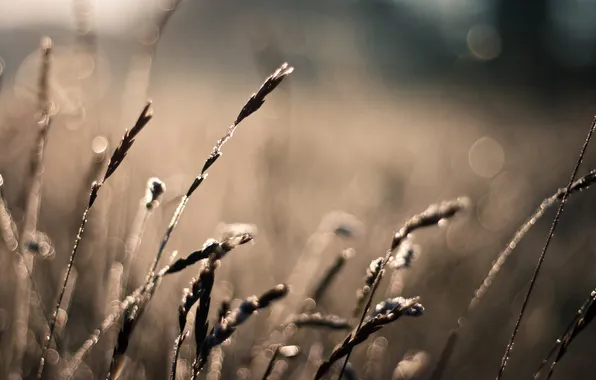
left=2, top=0, right=596, bottom=379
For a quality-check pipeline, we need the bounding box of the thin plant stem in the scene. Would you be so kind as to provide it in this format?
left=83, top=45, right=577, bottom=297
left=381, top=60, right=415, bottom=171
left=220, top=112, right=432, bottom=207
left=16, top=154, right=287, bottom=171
left=11, top=37, right=52, bottom=379
left=428, top=169, right=596, bottom=380
left=170, top=262, right=214, bottom=380
left=193, top=284, right=289, bottom=376
left=0, top=174, right=18, bottom=251
left=311, top=248, right=354, bottom=306
left=532, top=288, right=596, bottom=379
left=121, top=177, right=165, bottom=293
left=261, top=345, right=281, bottom=380
left=38, top=102, right=153, bottom=378
left=66, top=236, right=252, bottom=379
left=0, top=176, right=56, bottom=353
left=67, top=63, right=291, bottom=378
left=495, top=117, right=596, bottom=380
left=336, top=198, right=468, bottom=380
left=146, top=63, right=293, bottom=278
left=315, top=297, right=424, bottom=379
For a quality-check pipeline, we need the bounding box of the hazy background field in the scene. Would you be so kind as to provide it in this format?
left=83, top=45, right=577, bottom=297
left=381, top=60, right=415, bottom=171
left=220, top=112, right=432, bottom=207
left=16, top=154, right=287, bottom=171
left=1, top=1, right=596, bottom=379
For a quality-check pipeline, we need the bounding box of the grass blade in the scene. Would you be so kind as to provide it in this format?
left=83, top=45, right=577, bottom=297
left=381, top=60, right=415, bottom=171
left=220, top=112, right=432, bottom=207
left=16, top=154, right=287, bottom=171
left=496, top=117, right=596, bottom=380
left=39, top=102, right=153, bottom=378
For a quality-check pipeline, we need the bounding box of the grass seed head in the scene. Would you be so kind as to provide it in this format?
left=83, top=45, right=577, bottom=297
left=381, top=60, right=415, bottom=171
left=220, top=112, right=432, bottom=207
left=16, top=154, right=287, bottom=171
left=145, top=177, right=166, bottom=209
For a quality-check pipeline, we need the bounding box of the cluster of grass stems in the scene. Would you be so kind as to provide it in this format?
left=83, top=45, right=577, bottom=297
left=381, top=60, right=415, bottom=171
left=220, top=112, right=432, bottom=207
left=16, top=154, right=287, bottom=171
left=3, top=21, right=596, bottom=380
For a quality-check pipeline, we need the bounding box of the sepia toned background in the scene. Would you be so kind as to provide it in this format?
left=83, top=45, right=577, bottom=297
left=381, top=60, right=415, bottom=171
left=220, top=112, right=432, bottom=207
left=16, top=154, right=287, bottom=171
left=1, top=1, right=596, bottom=379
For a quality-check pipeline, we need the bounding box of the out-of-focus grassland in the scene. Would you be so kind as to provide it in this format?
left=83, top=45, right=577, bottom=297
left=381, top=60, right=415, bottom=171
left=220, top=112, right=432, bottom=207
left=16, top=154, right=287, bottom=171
left=2, top=2, right=596, bottom=379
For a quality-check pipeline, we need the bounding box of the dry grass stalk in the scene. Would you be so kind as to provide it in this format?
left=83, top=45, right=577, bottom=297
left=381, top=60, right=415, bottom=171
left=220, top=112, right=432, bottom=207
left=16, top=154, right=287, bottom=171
left=315, top=297, right=424, bottom=380
left=190, top=272, right=214, bottom=377
left=107, top=299, right=147, bottom=380
left=105, top=263, right=124, bottom=320
left=385, top=240, right=418, bottom=298
left=104, top=233, right=247, bottom=380
left=66, top=235, right=253, bottom=378
left=337, top=197, right=468, bottom=379
left=147, top=63, right=293, bottom=279
left=471, top=169, right=596, bottom=313
left=96, top=178, right=165, bottom=372
left=312, top=248, right=355, bottom=305
left=193, top=284, right=290, bottom=377
left=53, top=267, right=78, bottom=342
left=204, top=299, right=231, bottom=380
left=429, top=169, right=596, bottom=380
left=533, top=288, right=596, bottom=379
left=96, top=64, right=290, bottom=379
left=259, top=313, right=352, bottom=378
left=496, top=118, right=596, bottom=380
left=287, top=313, right=351, bottom=330
left=253, top=249, right=356, bottom=378
left=0, top=174, right=18, bottom=251
left=261, top=345, right=281, bottom=380
left=121, top=177, right=166, bottom=292
left=353, top=257, right=383, bottom=318
left=1, top=175, right=55, bottom=356
left=39, top=102, right=153, bottom=378
left=170, top=263, right=214, bottom=380
left=102, top=102, right=153, bottom=184
left=10, top=37, right=53, bottom=379
left=96, top=64, right=289, bottom=378
left=107, top=254, right=173, bottom=380
left=253, top=217, right=361, bottom=378
left=276, top=212, right=362, bottom=327
left=370, top=297, right=424, bottom=319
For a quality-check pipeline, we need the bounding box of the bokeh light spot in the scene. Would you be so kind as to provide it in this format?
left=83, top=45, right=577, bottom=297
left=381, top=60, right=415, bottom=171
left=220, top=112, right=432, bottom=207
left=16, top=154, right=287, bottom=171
left=467, top=24, right=501, bottom=61
left=91, top=136, right=108, bottom=155
left=468, top=136, right=504, bottom=178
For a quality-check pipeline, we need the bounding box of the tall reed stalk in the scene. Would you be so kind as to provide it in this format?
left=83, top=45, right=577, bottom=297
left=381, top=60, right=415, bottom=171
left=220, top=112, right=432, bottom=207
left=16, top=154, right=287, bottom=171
left=533, top=287, right=596, bottom=379
left=496, top=118, right=596, bottom=380
left=38, top=102, right=153, bottom=378
left=429, top=169, right=596, bottom=380
left=11, top=37, right=52, bottom=379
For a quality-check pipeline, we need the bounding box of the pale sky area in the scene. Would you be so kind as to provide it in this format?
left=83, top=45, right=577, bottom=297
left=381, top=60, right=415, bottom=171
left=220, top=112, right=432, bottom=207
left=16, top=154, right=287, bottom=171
left=0, top=0, right=147, bottom=34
